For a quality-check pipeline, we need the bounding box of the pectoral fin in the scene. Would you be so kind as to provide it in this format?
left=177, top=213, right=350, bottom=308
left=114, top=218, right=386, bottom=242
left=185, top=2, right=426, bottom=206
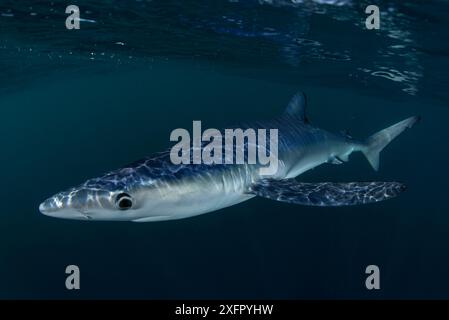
left=249, top=179, right=406, bottom=207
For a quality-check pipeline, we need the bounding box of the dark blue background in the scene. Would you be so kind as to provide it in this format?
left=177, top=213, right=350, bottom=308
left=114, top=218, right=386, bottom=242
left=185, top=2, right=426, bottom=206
left=0, top=0, right=448, bottom=299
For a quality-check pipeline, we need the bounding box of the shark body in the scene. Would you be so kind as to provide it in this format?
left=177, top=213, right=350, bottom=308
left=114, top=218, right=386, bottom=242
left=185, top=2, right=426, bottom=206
left=39, top=92, right=419, bottom=222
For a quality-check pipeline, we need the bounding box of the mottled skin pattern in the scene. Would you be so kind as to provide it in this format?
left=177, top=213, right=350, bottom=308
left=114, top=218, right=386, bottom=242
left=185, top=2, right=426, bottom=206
left=250, top=180, right=406, bottom=206
left=39, top=92, right=418, bottom=222
left=39, top=147, right=261, bottom=221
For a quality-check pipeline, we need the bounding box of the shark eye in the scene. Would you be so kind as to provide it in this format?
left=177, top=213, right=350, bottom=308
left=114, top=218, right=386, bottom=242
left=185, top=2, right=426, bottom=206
left=115, top=193, right=133, bottom=210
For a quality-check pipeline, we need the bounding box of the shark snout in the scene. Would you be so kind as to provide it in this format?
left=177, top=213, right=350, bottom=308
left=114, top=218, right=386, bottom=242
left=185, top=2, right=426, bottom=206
left=39, top=198, right=56, bottom=215
left=39, top=194, right=71, bottom=216
left=39, top=191, right=91, bottom=220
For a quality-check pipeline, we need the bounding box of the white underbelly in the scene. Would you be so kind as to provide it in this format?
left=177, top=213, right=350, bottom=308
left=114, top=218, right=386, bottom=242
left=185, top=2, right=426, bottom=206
left=135, top=167, right=257, bottom=221
left=166, top=192, right=255, bottom=220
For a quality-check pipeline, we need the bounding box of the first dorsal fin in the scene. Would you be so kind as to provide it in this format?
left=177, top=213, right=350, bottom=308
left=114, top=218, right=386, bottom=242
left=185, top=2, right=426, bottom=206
left=283, top=91, right=309, bottom=123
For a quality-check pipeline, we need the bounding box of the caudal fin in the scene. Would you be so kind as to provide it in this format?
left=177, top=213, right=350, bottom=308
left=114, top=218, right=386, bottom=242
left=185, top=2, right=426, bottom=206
left=362, top=116, right=420, bottom=171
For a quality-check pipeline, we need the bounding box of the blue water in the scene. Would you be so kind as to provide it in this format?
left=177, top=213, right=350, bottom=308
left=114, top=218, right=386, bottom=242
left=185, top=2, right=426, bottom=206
left=1, top=0, right=448, bottom=299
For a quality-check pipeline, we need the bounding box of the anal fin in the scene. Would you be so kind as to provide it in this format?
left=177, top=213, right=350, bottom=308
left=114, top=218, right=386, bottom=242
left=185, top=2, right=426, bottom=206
left=329, top=156, right=344, bottom=165
left=249, top=179, right=406, bottom=207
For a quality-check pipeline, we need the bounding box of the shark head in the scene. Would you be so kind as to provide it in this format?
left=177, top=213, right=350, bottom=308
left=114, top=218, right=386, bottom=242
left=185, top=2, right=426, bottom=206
left=39, top=166, right=155, bottom=221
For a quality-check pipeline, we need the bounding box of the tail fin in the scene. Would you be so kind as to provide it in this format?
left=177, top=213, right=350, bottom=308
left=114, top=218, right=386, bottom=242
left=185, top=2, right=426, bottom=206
left=362, top=116, right=420, bottom=171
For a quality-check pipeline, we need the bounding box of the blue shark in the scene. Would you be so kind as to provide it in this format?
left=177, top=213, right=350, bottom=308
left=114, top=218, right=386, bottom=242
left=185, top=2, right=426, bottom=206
left=39, top=92, right=419, bottom=222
